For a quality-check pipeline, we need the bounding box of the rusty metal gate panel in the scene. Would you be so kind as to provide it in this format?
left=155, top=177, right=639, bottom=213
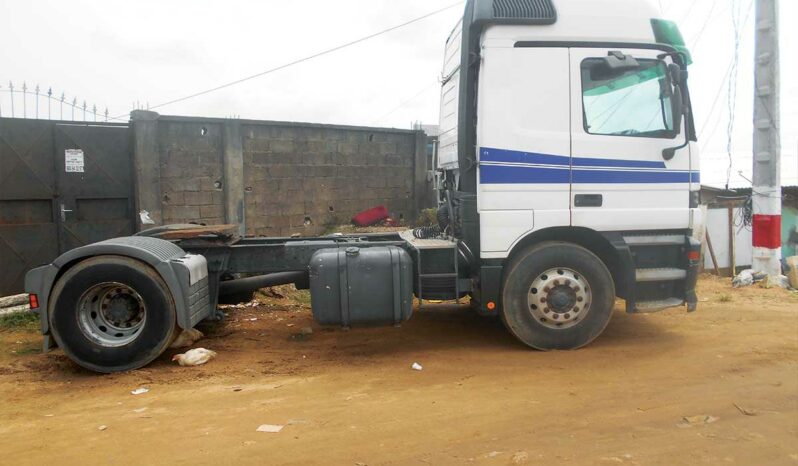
left=0, top=118, right=133, bottom=295
left=0, top=119, right=59, bottom=296
left=54, top=124, right=134, bottom=253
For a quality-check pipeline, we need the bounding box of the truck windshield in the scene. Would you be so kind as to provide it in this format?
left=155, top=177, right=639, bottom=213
left=581, top=59, right=675, bottom=139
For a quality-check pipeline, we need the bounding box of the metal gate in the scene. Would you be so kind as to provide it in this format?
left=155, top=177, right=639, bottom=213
left=0, top=118, right=134, bottom=295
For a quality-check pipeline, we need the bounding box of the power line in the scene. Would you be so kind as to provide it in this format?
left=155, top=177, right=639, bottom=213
left=677, top=0, right=699, bottom=23
left=371, top=81, right=440, bottom=126
left=724, top=0, right=746, bottom=189
left=689, top=0, right=721, bottom=50
left=698, top=0, right=755, bottom=139
left=114, top=2, right=463, bottom=119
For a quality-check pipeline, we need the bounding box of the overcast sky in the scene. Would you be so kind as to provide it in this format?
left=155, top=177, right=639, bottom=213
left=0, top=0, right=795, bottom=188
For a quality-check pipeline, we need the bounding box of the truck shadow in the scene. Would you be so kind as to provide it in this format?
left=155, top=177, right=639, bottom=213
left=314, top=304, right=686, bottom=360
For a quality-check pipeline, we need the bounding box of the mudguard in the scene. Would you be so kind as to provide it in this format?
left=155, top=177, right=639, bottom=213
left=24, top=236, right=211, bottom=338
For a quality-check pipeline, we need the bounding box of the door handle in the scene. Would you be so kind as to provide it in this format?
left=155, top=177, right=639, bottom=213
left=60, top=203, right=73, bottom=222
left=574, top=194, right=603, bottom=208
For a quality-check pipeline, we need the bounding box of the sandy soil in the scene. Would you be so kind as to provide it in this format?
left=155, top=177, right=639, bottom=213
left=0, top=275, right=796, bottom=465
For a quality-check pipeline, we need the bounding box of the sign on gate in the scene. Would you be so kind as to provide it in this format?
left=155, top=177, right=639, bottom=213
left=64, top=149, right=85, bottom=173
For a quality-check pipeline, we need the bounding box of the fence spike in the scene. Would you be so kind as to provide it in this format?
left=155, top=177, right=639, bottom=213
left=9, top=81, right=14, bottom=117
left=22, top=82, right=27, bottom=117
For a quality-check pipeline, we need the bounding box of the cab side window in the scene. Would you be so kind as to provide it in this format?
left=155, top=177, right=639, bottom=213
left=581, top=58, right=676, bottom=139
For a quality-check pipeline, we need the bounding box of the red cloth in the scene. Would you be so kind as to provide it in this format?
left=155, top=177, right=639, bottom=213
left=352, top=206, right=389, bottom=227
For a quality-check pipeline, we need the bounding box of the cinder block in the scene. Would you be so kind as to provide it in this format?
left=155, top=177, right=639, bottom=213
left=199, top=177, right=222, bottom=191
left=300, top=128, right=323, bottom=141
left=245, top=139, right=272, bottom=153
left=200, top=204, right=224, bottom=218
left=162, top=191, right=185, bottom=205
left=338, top=142, right=359, bottom=156
left=184, top=191, right=213, bottom=206
left=346, top=131, right=368, bottom=143
left=322, top=128, right=346, bottom=141
left=278, top=127, right=298, bottom=140
left=378, top=142, right=397, bottom=155
left=198, top=152, right=221, bottom=165
left=270, top=164, right=305, bottom=179
left=163, top=177, right=200, bottom=192
left=164, top=205, right=201, bottom=222
left=270, top=140, right=296, bottom=154
left=366, top=176, right=387, bottom=189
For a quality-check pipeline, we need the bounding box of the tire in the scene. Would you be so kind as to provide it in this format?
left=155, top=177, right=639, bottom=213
left=501, top=242, right=615, bottom=350
left=48, top=255, right=177, bottom=373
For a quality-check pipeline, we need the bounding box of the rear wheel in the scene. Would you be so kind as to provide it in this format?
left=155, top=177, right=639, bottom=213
left=49, top=256, right=177, bottom=373
left=501, top=242, right=615, bottom=350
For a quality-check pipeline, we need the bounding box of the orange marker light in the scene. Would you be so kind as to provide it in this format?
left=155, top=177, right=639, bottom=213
left=29, top=294, right=39, bottom=309
left=687, top=250, right=701, bottom=261
left=486, top=301, right=496, bottom=311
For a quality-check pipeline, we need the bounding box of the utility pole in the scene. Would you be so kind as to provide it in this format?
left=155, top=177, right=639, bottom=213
left=751, top=0, right=782, bottom=278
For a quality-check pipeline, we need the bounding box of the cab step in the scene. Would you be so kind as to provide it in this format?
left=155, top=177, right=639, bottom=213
left=623, top=234, right=686, bottom=247
left=635, top=267, right=687, bottom=282
left=634, top=297, right=685, bottom=313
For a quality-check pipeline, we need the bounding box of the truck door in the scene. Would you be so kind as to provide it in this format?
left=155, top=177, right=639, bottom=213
left=569, top=48, right=693, bottom=232
left=477, top=46, right=572, bottom=258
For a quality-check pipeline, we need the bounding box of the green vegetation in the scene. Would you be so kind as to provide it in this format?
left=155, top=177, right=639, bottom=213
left=718, top=294, right=733, bottom=303
left=416, top=208, right=438, bottom=227
left=0, top=311, right=40, bottom=331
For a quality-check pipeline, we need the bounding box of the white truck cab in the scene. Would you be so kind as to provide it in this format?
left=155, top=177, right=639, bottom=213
left=436, top=0, right=702, bottom=349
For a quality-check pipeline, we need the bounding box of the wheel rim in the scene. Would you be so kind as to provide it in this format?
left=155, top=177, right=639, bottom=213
left=76, top=282, right=147, bottom=347
left=527, top=268, right=591, bottom=330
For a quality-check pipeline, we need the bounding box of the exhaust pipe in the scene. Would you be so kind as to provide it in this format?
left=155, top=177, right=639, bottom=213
left=218, top=271, right=308, bottom=297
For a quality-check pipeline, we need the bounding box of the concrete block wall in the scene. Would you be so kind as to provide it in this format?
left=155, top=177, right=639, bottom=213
left=158, top=119, right=226, bottom=226
left=243, top=123, right=417, bottom=237
left=131, top=111, right=432, bottom=237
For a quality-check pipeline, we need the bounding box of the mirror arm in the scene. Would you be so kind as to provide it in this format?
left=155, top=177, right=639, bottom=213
left=662, top=138, right=689, bottom=161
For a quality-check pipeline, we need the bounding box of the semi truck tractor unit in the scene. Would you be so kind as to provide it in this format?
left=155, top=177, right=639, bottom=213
left=25, top=0, right=703, bottom=373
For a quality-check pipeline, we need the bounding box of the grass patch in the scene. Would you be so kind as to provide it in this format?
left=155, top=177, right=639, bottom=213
left=416, top=208, right=438, bottom=227
left=0, top=311, right=40, bottom=331
left=254, top=285, right=312, bottom=305
left=292, top=289, right=311, bottom=304
left=718, top=294, right=733, bottom=303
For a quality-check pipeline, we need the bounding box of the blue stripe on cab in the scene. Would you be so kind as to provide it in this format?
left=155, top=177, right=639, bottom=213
left=480, top=147, right=668, bottom=169
left=480, top=165, right=570, bottom=184
left=479, top=147, right=697, bottom=185
left=480, top=148, right=571, bottom=167
left=572, top=169, right=697, bottom=184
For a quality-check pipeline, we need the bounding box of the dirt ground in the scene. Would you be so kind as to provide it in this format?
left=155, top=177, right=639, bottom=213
left=0, top=275, right=796, bottom=465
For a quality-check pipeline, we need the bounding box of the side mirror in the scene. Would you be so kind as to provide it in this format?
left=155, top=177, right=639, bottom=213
left=662, top=62, right=690, bottom=161
left=671, top=84, right=684, bottom=136
left=662, top=85, right=688, bottom=160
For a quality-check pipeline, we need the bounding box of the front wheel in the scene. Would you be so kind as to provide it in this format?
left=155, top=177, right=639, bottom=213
left=48, top=255, right=177, bottom=373
left=501, top=242, right=615, bottom=350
